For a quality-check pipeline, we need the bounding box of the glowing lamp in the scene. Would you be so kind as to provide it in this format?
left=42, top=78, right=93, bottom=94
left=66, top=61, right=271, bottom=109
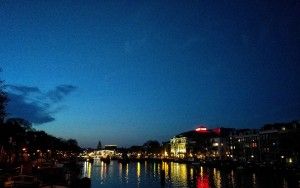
left=212, top=143, right=219, bottom=147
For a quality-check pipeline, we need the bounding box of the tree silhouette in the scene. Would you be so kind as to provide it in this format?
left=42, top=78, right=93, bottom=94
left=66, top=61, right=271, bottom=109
left=0, top=70, right=82, bottom=166
left=66, top=139, right=81, bottom=152
left=0, top=70, right=8, bottom=124
left=143, top=140, right=161, bottom=154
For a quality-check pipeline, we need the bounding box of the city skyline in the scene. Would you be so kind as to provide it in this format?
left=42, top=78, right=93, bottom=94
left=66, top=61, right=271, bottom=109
left=1, top=1, right=299, bottom=147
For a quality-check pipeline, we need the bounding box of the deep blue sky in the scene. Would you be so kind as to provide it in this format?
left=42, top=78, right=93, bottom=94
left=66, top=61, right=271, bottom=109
left=1, top=1, right=299, bottom=147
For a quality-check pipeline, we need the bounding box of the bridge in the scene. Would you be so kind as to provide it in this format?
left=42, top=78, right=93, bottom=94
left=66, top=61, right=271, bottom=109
left=81, top=150, right=116, bottom=159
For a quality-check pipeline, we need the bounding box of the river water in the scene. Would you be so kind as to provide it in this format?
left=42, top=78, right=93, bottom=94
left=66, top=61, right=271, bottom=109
left=82, top=159, right=299, bottom=188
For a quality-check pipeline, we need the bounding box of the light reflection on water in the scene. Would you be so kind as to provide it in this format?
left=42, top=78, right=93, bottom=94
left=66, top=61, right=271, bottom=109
left=137, top=162, right=141, bottom=186
left=83, top=161, right=92, bottom=178
left=82, top=159, right=299, bottom=188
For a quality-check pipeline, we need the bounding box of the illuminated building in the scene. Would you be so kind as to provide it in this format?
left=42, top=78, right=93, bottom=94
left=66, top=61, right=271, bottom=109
left=170, top=136, right=188, bottom=158
left=208, top=128, right=236, bottom=159
left=170, top=126, right=237, bottom=159
left=167, top=121, right=299, bottom=167
left=170, top=126, right=221, bottom=158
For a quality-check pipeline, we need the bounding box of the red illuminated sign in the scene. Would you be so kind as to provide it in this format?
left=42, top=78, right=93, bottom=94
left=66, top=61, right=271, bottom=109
left=195, top=127, right=208, bottom=133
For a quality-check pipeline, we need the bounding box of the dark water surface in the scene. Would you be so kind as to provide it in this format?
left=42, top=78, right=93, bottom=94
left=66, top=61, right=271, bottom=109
left=82, top=159, right=299, bottom=188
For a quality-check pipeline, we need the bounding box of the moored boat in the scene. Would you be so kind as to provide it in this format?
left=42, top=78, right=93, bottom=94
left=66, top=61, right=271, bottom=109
left=4, top=175, right=39, bottom=188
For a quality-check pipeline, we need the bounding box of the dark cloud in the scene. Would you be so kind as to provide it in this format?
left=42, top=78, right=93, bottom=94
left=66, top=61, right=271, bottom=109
left=6, top=84, right=77, bottom=125
left=7, top=85, right=41, bottom=96
left=47, top=85, right=77, bottom=102
left=6, top=93, right=55, bottom=124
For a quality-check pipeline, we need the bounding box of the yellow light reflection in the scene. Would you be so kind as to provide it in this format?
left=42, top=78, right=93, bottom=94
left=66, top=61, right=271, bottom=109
left=83, top=161, right=91, bottom=178
left=163, top=162, right=169, bottom=177
left=137, top=162, right=141, bottom=184
left=179, top=164, right=187, bottom=183
left=137, top=162, right=141, bottom=177
left=213, top=168, right=221, bottom=188
left=170, top=162, right=188, bottom=187
left=200, top=166, right=203, bottom=178
left=190, top=168, right=194, bottom=179
left=125, top=163, right=129, bottom=183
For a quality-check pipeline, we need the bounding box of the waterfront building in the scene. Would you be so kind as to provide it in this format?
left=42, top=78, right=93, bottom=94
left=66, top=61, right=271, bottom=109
left=232, top=129, right=259, bottom=161
left=169, top=126, right=234, bottom=159
left=168, top=121, right=299, bottom=167
left=259, top=128, right=280, bottom=163
left=170, top=136, right=188, bottom=158
left=209, top=128, right=236, bottom=159
left=259, top=121, right=300, bottom=165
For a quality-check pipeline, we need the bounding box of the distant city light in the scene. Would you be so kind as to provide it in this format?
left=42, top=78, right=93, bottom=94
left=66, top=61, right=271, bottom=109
left=212, top=143, right=219, bottom=147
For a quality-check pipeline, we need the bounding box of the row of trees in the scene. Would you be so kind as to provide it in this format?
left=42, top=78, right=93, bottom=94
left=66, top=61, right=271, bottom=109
left=0, top=72, right=81, bottom=167
left=0, top=78, right=7, bottom=123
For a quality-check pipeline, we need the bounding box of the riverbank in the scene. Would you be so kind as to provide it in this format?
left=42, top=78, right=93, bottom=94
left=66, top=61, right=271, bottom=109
left=0, top=160, right=91, bottom=188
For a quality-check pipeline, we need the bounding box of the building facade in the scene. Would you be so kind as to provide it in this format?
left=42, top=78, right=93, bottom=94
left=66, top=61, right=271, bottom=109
left=167, top=121, right=299, bottom=167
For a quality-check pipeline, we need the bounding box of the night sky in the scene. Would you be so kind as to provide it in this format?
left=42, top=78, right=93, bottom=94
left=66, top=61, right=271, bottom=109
left=1, top=1, right=299, bottom=147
